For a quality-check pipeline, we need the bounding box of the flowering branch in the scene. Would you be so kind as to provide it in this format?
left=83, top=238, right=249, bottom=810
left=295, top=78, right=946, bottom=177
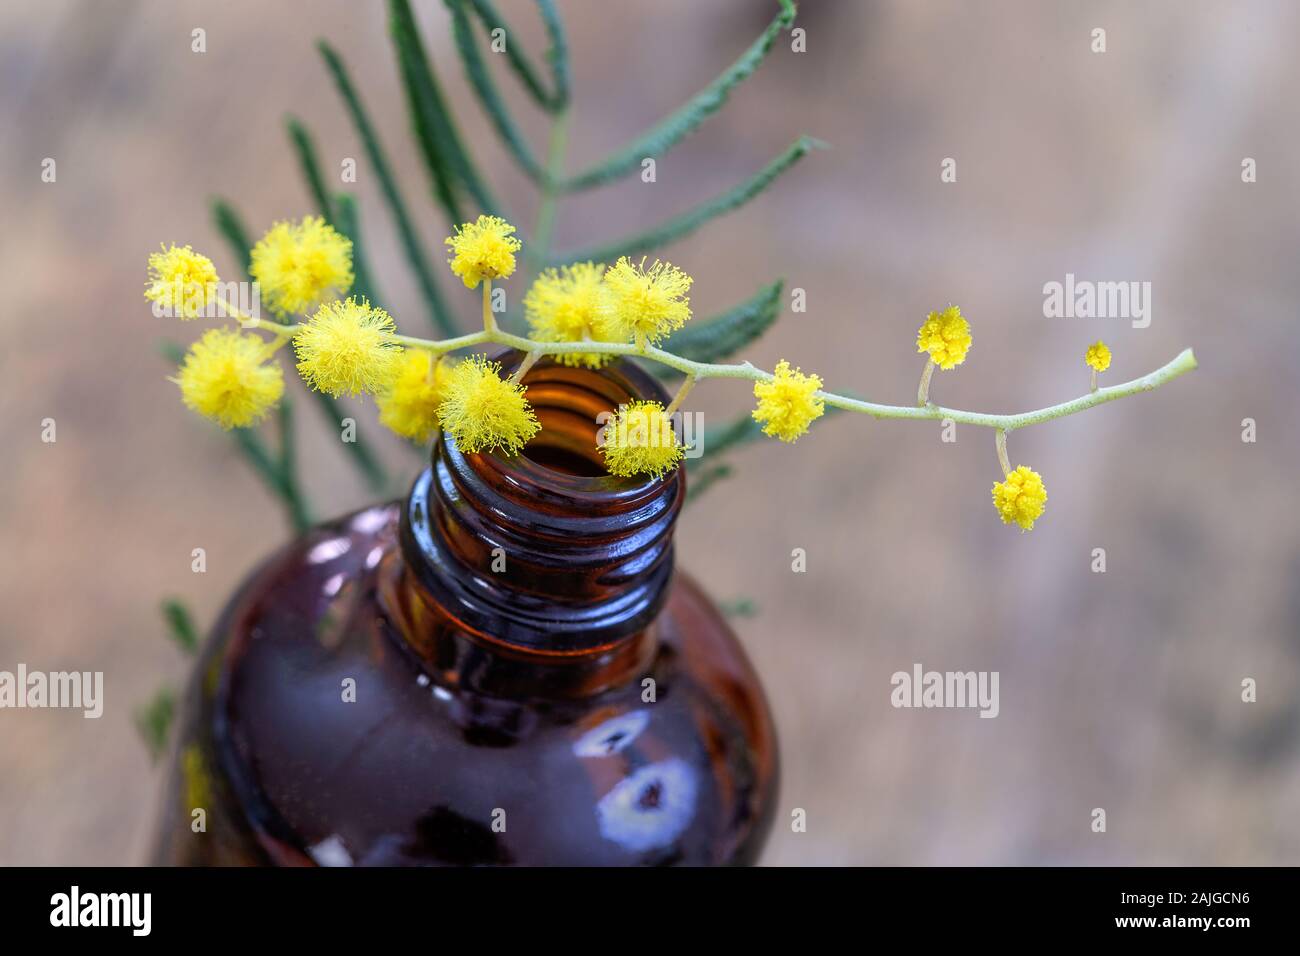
left=151, top=214, right=1198, bottom=533
left=244, top=314, right=1197, bottom=435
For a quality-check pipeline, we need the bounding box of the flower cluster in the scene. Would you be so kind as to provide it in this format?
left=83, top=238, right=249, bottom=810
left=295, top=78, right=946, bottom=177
left=992, top=465, right=1048, bottom=532
left=752, top=361, right=824, bottom=442
left=1085, top=340, right=1111, bottom=372
left=147, top=213, right=1173, bottom=532
left=436, top=355, right=540, bottom=455
left=145, top=244, right=220, bottom=319
left=251, top=216, right=354, bottom=317
left=445, top=215, right=521, bottom=289
left=601, top=401, right=684, bottom=479
left=916, top=305, right=971, bottom=370
left=174, top=327, right=284, bottom=429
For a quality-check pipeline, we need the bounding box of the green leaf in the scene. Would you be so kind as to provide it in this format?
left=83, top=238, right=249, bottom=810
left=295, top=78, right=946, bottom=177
left=684, top=460, right=734, bottom=504
left=389, top=0, right=501, bottom=220
left=134, top=686, right=176, bottom=764
left=554, top=136, right=826, bottom=264
left=206, top=198, right=389, bottom=493
left=160, top=599, right=200, bottom=656
left=318, top=40, right=460, bottom=337
left=688, top=411, right=764, bottom=467
left=560, top=4, right=796, bottom=191
left=307, top=383, right=392, bottom=490
left=464, top=0, right=568, bottom=112
left=284, top=120, right=386, bottom=308
left=211, top=199, right=253, bottom=279
left=656, top=281, right=783, bottom=375
left=162, top=339, right=313, bottom=532
left=445, top=0, right=545, bottom=183
left=535, top=0, right=570, bottom=111
left=718, top=596, right=760, bottom=619
left=286, top=116, right=335, bottom=222
left=330, top=192, right=387, bottom=316
left=689, top=398, right=848, bottom=471
left=233, top=412, right=313, bottom=533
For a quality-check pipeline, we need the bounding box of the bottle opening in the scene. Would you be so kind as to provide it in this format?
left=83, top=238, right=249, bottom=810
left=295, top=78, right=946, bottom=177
left=401, top=352, right=684, bottom=652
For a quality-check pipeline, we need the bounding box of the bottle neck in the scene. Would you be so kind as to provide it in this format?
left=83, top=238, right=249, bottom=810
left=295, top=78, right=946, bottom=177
left=388, top=356, right=684, bottom=695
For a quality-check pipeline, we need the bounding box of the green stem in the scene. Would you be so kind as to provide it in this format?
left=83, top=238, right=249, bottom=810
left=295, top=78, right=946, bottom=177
left=250, top=305, right=1198, bottom=435
left=528, top=110, right=569, bottom=280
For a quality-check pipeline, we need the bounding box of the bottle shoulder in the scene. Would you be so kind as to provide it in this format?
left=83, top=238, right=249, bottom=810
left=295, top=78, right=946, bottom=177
left=173, top=503, right=777, bottom=866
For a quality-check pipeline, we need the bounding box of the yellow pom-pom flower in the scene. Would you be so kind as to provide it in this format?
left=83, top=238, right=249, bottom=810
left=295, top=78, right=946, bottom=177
left=752, top=360, right=825, bottom=443
left=437, top=355, right=540, bottom=455
left=523, top=262, right=617, bottom=368
left=916, top=305, right=972, bottom=370
left=445, top=215, right=521, bottom=289
left=175, top=327, right=284, bottom=429
left=250, top=216, right=354, bottom=317
left=991, top=465, right=1048, bottom=532
left=294, top=298, right=400, bottom=398
left=145, top=244, right=219, bottom=319
left=1085, top=340, right=1111, bottom=372
left=600, top=257, right=693, bottom=349
left=377, top=350, right=451, bottom=444
left=601, top=400, right=685, bottom=479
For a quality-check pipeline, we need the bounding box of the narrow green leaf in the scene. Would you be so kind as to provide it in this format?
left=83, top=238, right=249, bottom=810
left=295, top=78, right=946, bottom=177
left=286, top=116, right=335, bottom=222
left=285, top=119, right=387, bottom=307
left=318, top=40, right=460, bottom=337
left=211, top=199, right=253, bottom=279
left=535, top=0, right=569, bottom=111
left=655, top=281, right=783, bottom=375
left=445, top=0, right=545, bottom=183
left=389, top=0, right=501, bottom=217
left=690, top=400, right=846, bottom=470
left=718, top=596, right=760, bottom=619
left=560, top=4, right=796, bottom=191
left=162, top=340, right=313, bottom=532
left=134, top=686, right=176, bottom=764
left=331, top=193, right=386, bottom=313
left=307, top=382, right=392, bottom=491
left=684, top=461, right=734, bottom=503
left=160, top=599, right=200, bottom=655
left=276, top=399, right=308, bottom=533
left=207, top=198, right=389, bottom=493
left=464, top=0, right=567, bottom=112
left=554, top=136, right=826, bottom=264
left=233, top=415, right=313, bottom=533
left=688, top=411, right=764, bottom=467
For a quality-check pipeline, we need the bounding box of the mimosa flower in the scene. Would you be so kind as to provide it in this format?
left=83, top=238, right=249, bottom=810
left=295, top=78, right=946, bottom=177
left=992, top=465, right=1048, bottom=531
left=601, top=400, right=684, bottom=479
left=145, top=244, right=219, bottom=319
left=250, top=216, right=354, bottom=317
left=445, top=215, right=521, bottom=288
left=752, top=360, right=825, bottom=442
left=916, top=305, right=971, bottom=370
left=523, top=262, right=617, bottom=367
left=600, top=257, right=693, bottom=348
left=175, top=327, right=284, bottom=429
left=377, top=350, right=452, bottom=443
left=294, top=298, right=401, bottom=398
left=1085, top=340, right=1111, bottom=372
left=437, top=354, right=540, bottom=455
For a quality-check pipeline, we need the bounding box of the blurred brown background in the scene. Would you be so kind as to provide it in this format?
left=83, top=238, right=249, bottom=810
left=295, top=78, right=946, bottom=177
left=2, top=0, right=1298, bottom=865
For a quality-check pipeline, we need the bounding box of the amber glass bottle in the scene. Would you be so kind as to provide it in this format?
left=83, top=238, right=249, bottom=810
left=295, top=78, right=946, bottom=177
left=153, top=355, right=778, bottom=866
